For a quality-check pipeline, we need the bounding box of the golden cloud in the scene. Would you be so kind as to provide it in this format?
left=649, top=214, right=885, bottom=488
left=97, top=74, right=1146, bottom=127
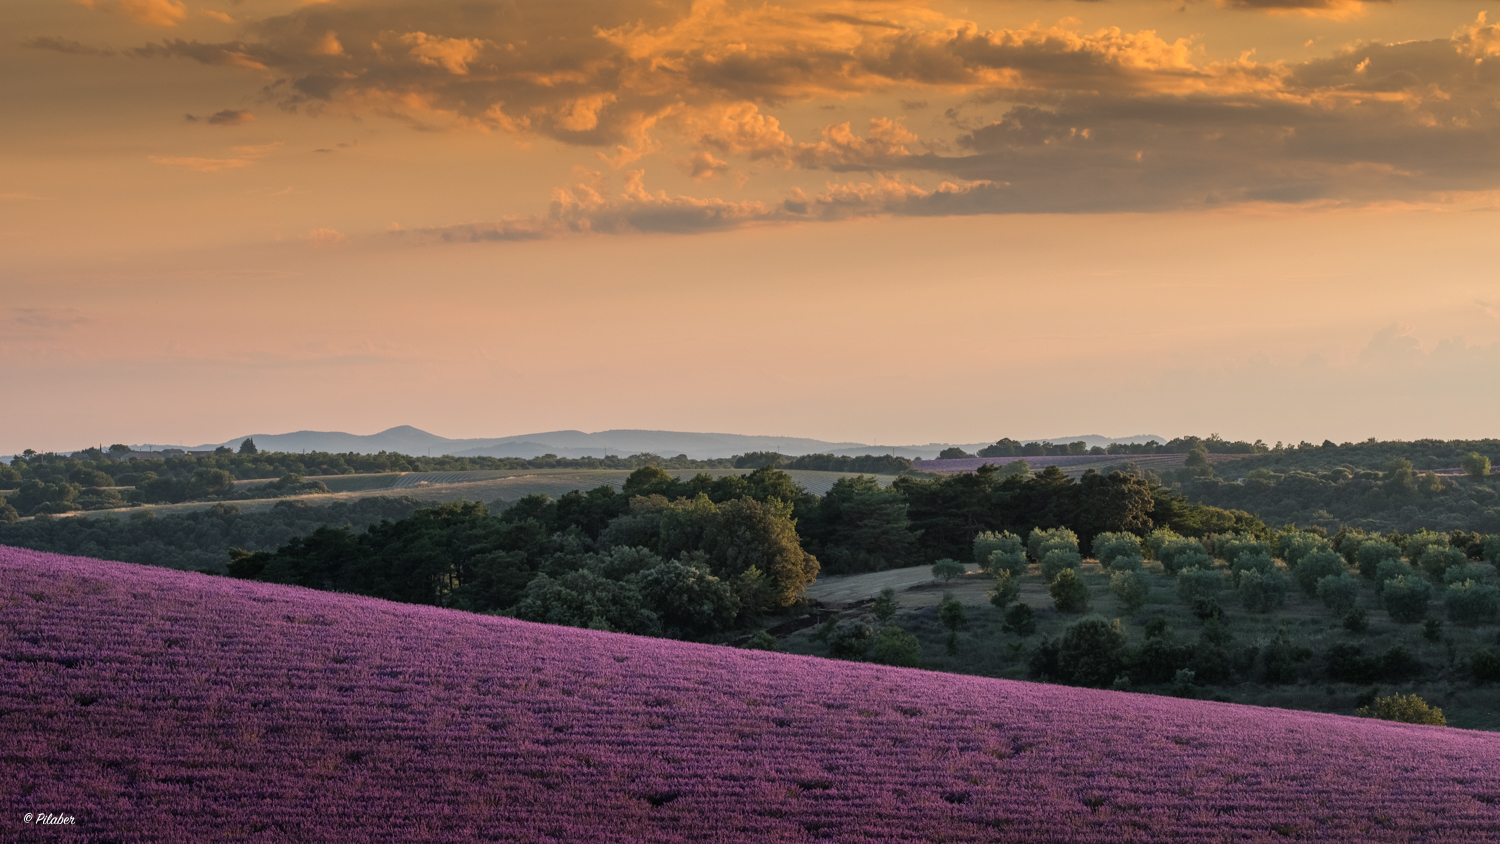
left=148, top=156, right=253, bottom=172
left=76, top=0, right=186, bottom=28
left=103, top=2, right=1500, bottom=221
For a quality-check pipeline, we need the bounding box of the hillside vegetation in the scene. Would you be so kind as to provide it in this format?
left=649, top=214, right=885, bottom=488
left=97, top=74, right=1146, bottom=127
left=218, top=465, right=1264, bottom=639
left=786, top=523, right=1500, bottom=728
left=0, top=444, right=914, bottom=516
left=4, top=546, right=1498, bottom=842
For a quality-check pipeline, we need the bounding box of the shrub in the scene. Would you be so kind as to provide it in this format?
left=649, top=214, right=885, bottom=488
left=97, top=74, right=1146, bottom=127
left=1355, top=540, right=1402, bottom=580
left=1261, top=629, right=1313, bottom=685
left=989, top=573, right=1021, bottom=609
left=1356, top=694, right=1446, bottom=726
left=1469, top=648, right=1500, bottom=684
left=1144, top=615, right=1173, bottom=639
left=1277, top=530, right=1332, bottom=568
left=827, top=622, right=873, bottom=660
left=1130, top=637, right=1192, bottom=685
left=1106, top=553, right=1144, bottom=573
left=1049, top=568, right=1091, bottom=612
left=1110, top=570, right=1151, bottom=614
left=1382, top=575, right=1434, bottom=624
left=810, top=616, right=840, bottom=643
left=1002, top=603, right=1036, bottom=636
left=1266, top=641, right=1314, bottom=686
left=1422, top=618, right=1443, bottom=642
left=931, top=558, right=966, bottom=583
left=1293, top=549, right=1348, bottom=596
left=1446, top=580, right=1500, bottom=625
left=1158, top=539, right=1212, bottom=575
left=1374, top=559, right=1416, bottom=594
left=1092, top=532, right=1142, bottom=569
left=1335, top=531, right=1372, bottom=566
left=869, top=626, right=922, bottom=668
left=1199, top=617, right=1234, bottom=646
left=1037, top=534, right=1081, bottom=563
left=973, top=531, right=1023, bottom=569
left=1028, top=527, right=1079, bottom=563
left=1484, top=535, right=1500, bottom=565
left=1057, top=615, right=1127, bottom=688
left=1403, top=531, right=1450, bottom=568
left=1342, top=606, right=1369, bottom=633
left=871, top=587, right=897, bottom=622
left=1239, top=568, right=1290, bottom=613
left=987, top=550, right=1028, bottom=578
left=744, top=631, right=778, bottom=651
left=938, top=592, right=968, bottom=633
left=1326, top=643, right=1380, bottom=684
left=1316, top=573, right=1362, bottom=616
left=1443, top=563, right=1492, bottom=586
left=1026, top=637, right=1061, bottom=680
left=1418, top=546, right=1467, bottom=581
left=1041, top=548, right=1083, bottom=584
left=1462, top=452, right=1492, bottom=478
left=1381, top=644, right=1422, bottom=682
left=1215, top=534, right=1271, bottom=567
left=1190, top=596, right=1223, bottom=622
left=1177, top=566, right=1227, bottom=602
left=1229, top=552, right=1276, bottom=586
left=1188, top=640, right=1239, bottom=684
left=1143, top=528, right=1181, bottom=561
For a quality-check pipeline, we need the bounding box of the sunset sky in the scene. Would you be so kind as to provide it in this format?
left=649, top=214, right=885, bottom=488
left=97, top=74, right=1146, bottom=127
left=5, top=0, right=1500, bottom=454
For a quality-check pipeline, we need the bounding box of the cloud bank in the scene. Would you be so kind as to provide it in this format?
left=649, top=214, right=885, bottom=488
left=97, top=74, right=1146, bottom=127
left=40, top=0, right=1500, bottom=237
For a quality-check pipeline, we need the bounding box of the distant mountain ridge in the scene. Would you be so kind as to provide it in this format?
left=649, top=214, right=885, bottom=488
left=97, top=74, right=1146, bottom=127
left=134, top=426, right=1168, bottom=461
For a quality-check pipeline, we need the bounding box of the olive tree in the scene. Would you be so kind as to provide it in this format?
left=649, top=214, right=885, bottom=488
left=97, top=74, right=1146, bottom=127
left=1382, top=575, right=1434, bottom=624
left=1110, top=569, right=1151, bottom=614
left=1292, top=549, right=1347, bottom=596
left=1049, top=568, right=1091, bottom=612
left=1316, top=573, right=1362, bottom=615
left=1461, top=452, right=1491, bottom=479
left=931, top=558, right=966, bottom=583
left=1041, top=548, right=1083, bottom=584
left=1446, top=580, right=1500, bottom=625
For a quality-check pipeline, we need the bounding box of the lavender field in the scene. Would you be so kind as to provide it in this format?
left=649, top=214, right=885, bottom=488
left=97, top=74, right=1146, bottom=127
left=4, top=546, right=1499, bottom=842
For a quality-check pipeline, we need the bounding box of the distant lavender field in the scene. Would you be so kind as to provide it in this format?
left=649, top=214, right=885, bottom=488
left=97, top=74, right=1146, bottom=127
left=912, top=454, right=1122, bottom=473
left=4, top=546, right=1499, bottom=842
left=912, top=453, right=1247, bottom=474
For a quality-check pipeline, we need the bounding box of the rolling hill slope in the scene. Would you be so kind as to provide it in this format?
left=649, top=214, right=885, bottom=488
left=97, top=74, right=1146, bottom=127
left=4, top=546, right=1498, bottom=842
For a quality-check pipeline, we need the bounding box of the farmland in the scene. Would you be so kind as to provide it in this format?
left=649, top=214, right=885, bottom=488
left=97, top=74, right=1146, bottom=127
left=49, top=468, right=893, bottom=521
left=915, top=452, right=1250, bottom=479
left=4, top=545, right=1500, bottom=842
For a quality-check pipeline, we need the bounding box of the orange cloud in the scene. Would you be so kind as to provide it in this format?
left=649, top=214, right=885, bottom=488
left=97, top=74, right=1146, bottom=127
left=399, top=32, right=486, bottom=75
left=148, top=156, right=253, bottom=172
left=1218, top=0, right=1387, bottom=20
left=76, top=0, right=186, bottom=27
left=98, top=3, right=1500, bottom=223
left=307, top=227, right=345, bottom=246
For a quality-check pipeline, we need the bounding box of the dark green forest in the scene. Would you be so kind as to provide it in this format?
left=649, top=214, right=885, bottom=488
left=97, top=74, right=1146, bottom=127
left=213, top=464, right=1264, bottom=641
left=0, top=497, right=427, bottom=572
left=0, top=444, right=917, bottom=517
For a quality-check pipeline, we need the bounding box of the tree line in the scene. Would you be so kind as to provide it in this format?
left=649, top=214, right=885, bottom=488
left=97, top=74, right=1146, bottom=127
left=221, top=463, right=1267, bottom=642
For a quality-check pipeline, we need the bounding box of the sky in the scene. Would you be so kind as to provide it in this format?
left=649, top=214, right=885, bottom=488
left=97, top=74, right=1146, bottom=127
left=5, top=0, right=1500, bottom=454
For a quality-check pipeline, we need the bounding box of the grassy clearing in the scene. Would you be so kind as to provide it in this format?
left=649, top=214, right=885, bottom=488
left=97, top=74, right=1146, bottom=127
left=780, top=559, right=1500, bottom=730
left=54, top=468, right=898, bottom=521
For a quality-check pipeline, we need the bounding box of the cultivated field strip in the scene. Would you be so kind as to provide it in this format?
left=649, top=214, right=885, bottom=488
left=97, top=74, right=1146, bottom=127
left=916, top=453, right=1251, bottom=479
left=389, top=470, right=523, bottom=488
left=4, top=546, right=1499, bottom=842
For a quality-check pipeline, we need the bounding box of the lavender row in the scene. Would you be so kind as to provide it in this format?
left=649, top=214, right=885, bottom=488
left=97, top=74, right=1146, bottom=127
left=3, top=545, right=1498, bottom=842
